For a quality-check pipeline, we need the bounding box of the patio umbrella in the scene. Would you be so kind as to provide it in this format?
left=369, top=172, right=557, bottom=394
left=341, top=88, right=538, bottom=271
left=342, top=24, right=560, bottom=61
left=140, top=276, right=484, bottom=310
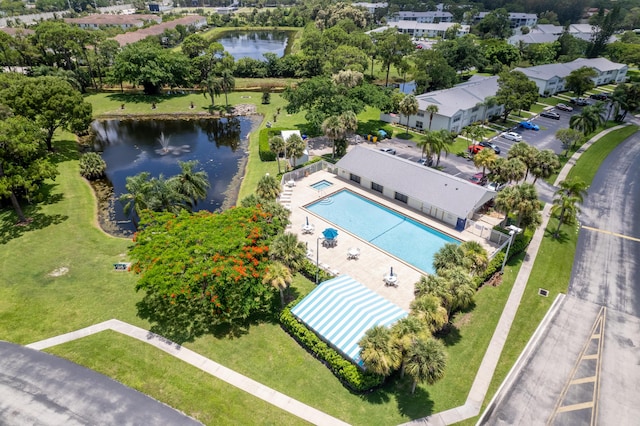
left=322, top=228, right=339, bottom=240
left=390, top=266, right=394, bottom=276
left=306, top=216, right=309, bottom=226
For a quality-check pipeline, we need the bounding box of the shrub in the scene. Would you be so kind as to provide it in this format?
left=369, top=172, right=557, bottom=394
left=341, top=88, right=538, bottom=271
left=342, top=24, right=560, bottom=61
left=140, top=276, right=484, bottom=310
left=259, top=127, right=286, bottom=162
left=280, top=298, right=384, bottom=392
left=79, top=152, right=106, bottom=180
left=474, top=227, right=533, bottom=287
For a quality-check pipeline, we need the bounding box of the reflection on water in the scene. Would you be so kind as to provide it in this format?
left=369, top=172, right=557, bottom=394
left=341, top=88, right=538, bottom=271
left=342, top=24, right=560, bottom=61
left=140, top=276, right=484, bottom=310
left=216, top=30, right=291, bottom=61
left=91, top=117, right=252, bottom=236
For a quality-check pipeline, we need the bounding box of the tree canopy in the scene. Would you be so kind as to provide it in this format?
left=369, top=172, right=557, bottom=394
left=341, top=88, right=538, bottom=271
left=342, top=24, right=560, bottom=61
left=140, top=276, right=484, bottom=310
left=495, top=70, right=539, bottom=121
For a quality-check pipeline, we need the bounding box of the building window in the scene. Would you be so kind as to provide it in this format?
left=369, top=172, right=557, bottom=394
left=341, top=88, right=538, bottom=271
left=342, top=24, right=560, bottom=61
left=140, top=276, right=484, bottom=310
left=416, top=121, right=424, bottom=129
left=472, top=106, right=479, bottom=112
left=395, top=192, right=408, bottom=203
left=417, top=112, right=424, bottom=117
left=453, top=116, right=461, bottom=123
left=371, top=182, right=383, bottom=193
left=349, top=173, right=361, bottom=184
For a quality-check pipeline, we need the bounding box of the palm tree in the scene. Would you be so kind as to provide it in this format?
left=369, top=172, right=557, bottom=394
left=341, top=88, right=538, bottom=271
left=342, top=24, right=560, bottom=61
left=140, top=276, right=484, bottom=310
left=426, top=104, right=439, bottom=131
left=438, top=266, right=476, bottom=314
left=148, top=176, right=188, bottom=214
left=404, top=337, right=447, bottom=394
left=570, top=104, right=604, bottom=136
left=530, top=149, right=560, bottom=183
left=269, top=232, right=306, bottom=272
left=398, top=94, right=419, bottom=135
left=473, top=148, right=497, bottom=176
left=218, top=68, right=235, bottom=109
left=286, top=134, right=306, bottom=168
left=459, top=240, right=488, bottom=276
left=262, top=261, right=292, bottom=307
left=494, top=185, right=520, bottom=226
left=79, top=152, right=107, bottom=180
left=169, top=160, right=210, bottom=210
left=480, top=96, right=497, bottom=124
left=256, top=174, right=281, bottom=200
left=511, top=183, right=542, bottom=229
left=391, top=316, right=427, bottom=377
left=552, top=178, right=588, bottom=238
left=321, top=115, right=345, bottom=159
left=556, top=177, right=588, bottom=202
left=203, top=74, right=222, bottom=111
left=503, top=157, right=527, bottom=184
left=119, top=172, right=152, bottom=226
left=463, top=124, right=484, bottom=145
left=410, top=294, right=449, bottom=333
left=338, top=110, right=359, bottom=156
left=433, top=242, right=464, bottom=273
left=268, top=136, right=285, bottom=174
left=507, top=142, right=538, bottom=180
left=359, top=325, right=402, bottom=377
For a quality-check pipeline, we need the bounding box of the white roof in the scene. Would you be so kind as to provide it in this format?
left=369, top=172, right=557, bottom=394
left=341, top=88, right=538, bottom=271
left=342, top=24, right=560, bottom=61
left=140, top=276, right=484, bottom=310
left=416, top=76, right=499, bottom=117
left=335, top=146, right=495, bottom=219
left=281, top=130, right=302, bottom=142
left=388, top=21, right=468, bottom=32
left=514, top=57, right=626, bottom=81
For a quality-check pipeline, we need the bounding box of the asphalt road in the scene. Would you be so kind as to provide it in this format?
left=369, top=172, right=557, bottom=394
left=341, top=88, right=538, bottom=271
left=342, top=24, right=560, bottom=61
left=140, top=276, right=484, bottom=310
left=479, top=125, right=640, bottom=425
left=0, top=341, right=202, bottom=426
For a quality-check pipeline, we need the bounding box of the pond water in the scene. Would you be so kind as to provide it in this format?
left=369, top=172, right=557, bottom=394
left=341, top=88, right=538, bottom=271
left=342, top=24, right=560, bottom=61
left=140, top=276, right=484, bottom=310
left=215, top=30, right=292, bottom=61
left=91, top=117, right=256, bottom=236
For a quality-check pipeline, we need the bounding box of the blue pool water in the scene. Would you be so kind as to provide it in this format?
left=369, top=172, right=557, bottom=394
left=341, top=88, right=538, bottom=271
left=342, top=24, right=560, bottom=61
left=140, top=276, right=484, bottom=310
left=310, top=180, right=333, bottom=190
left=306, top=190, right=459, bottom=274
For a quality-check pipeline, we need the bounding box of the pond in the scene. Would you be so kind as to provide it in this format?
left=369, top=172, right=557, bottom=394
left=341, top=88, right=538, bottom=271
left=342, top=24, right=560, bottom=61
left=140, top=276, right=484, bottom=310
left=91, top=117, right=257, bottom=236
left=215, top=30, right=292, bottom=61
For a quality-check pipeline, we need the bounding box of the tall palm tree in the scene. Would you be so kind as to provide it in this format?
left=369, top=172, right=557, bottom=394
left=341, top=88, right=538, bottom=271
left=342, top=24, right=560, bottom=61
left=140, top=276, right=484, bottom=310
left=149, top=176, right=188, bottom=214
left=286, top=134, right=306, bottom=167
left=268, top=135, right=285, bottom=174
left=433, top=242, right=465, bottom=273
left=511, top=183, right=542, bottom=229
left=463, top=123, right=484, bottom=145
left=494, top=185, right=520, bottom=226
left=338, top=110, right=359, bottom=156
left=507, top=142, right=538, bottom=180
left=460, top=240, right=488, bottom=276
left=551, top=194, right=581, bottom=238
left=480, top=96, right=497, bottom=124
left=359, top=325, right=402, bottom=377
left=473, top=148, right=497, bottom=176
left=203, top=74, right=222, bottom=111
left=398, top=94, right=419, bottom=135
left=503, top=157, right=527, bottom=184
left=556, top=177, right=588, bottom=202
left=426, top=104, right=439, bottom=131
left=321, top=115, right=345, bottom=159
left=391, top=316, right=428, bottom=377
left=269, top=232, right=306, bottom=272
left=262, top=261, right=292, bottom=307
left=438, top=266, right=476, bottom=314
left=169, top=160, right=210, bottom=210
left=256, top=174, right=281, bottom=200
left=119, top=172, right=152, bottom=225
left=404, top=337, right=447, bottom=394
left=570, top=104, right=603, bottom=136
left=410, top=294, right=449, bottom=333
left=530, top=149, right=560, bottom=183
left=218, top=68, right=235, bottom=109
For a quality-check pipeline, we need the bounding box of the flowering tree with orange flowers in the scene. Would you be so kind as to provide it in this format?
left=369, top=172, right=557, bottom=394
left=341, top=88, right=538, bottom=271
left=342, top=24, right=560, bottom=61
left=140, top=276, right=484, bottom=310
left=130, top=206, right=285, bottom=341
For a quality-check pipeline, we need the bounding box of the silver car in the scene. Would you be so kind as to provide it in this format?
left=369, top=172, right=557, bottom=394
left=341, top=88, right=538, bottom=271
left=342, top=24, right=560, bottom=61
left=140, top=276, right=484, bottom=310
left=502, top=132, right=522, bottom=142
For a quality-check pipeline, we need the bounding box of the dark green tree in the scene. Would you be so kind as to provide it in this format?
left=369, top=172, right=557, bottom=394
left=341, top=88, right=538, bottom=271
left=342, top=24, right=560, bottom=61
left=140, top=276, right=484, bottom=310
left=495, top=70, right=539, bottom=122
left=565, top=66, right=597, bottom=98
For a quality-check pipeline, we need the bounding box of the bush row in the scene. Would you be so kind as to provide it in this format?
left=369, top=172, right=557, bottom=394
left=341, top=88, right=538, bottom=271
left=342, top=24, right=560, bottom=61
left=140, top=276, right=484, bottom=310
left=280, top=297, right=384, bottom=392
left=259, top=127, right=287, bottom=161
left=298, top=258, right=333, bottom=284
left=474, top=228, right=533, bottom=287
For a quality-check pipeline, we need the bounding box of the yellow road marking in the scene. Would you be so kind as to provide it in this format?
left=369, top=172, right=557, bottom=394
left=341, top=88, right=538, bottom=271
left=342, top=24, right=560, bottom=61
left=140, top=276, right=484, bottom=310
left=570, top=376, right=596, bottom=385
left=582, top=225, right=640, bottom=242
left=582, top=354, right=598, bottom=360
left=557, top=401, right=594, bottom=413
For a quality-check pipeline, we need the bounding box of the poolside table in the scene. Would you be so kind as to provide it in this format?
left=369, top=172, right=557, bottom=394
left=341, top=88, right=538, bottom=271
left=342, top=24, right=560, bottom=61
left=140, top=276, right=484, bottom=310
left=384, top=274, right=398, bottom=287
left=347, top=247, right=360, bottom=259
left=301, top=224, right=315, bottom=234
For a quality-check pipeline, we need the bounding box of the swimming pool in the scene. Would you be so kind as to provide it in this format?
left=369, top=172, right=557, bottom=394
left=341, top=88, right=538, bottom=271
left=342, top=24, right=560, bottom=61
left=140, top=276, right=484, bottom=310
left=310, top=180, right=333, bottom=190
left=306, top=190, right=459, bottom=274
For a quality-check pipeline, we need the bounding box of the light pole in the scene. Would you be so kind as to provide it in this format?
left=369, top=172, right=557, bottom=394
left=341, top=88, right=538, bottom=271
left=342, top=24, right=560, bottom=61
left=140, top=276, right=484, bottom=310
left=501, top=225, right=522, bottom=274
left=315, top=236, right=324, bottom=284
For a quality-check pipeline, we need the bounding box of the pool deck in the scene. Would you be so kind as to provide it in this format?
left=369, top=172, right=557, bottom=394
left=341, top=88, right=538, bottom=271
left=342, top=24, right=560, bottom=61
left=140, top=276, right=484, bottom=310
left=281, top=170, right=498, bottom=311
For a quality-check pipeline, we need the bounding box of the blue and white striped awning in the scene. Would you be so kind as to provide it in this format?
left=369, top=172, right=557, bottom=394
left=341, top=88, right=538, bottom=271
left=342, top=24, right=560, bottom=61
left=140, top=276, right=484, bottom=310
left=291, top=275, right=408, bottom=366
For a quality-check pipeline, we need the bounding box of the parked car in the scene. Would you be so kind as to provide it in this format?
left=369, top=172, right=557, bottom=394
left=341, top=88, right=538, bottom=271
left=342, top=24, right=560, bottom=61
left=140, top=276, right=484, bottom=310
left=479, top=141, right=501, bottom=154
left=556, top=103, right=573, bottom=112
left=486, top=181, right=506, bottom=192
left=590, top=93, right=609, bottom=101
left=540, top=111, right=561, bottom=120
left=569, top=97, right=591, bottom=106
left=519, top=121, right=540, bottom=131
left=379, top=147, right=396, bottom=155
left=417, top=157, right=433, bottom=166
left=469, top=172, right=488, bottom=185
left=502, top=132, right=522, bottom=142
left=468, top=144, right=485, bottom=154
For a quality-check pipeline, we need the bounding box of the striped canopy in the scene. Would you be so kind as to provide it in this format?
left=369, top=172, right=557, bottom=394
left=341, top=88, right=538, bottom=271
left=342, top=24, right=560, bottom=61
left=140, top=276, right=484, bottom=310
left=291, top=275, right=408, bottom=367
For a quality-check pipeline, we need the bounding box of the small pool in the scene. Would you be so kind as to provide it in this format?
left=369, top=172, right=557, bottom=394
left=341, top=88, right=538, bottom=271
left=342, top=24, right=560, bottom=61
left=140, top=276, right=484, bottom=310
left=306, top=190, right=459, bottom=274
left=310, top=180, right=333, bottom=191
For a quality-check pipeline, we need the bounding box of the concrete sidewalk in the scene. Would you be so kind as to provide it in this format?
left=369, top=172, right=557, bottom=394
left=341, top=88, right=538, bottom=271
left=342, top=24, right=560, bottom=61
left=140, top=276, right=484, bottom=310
left=27, top=320, right=349, bottom=426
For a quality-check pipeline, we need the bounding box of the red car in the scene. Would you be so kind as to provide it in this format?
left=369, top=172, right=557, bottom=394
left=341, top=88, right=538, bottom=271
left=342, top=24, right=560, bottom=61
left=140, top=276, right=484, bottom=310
left=468, top=144, right=485, bottom=155
left=469, top=172, right=487, bottom=185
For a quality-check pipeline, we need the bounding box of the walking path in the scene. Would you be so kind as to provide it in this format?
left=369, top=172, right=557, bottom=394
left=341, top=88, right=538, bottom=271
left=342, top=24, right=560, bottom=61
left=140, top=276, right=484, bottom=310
left=27, top=320, right=349, bottom=426
left=23, top=125, right=630, bottom=426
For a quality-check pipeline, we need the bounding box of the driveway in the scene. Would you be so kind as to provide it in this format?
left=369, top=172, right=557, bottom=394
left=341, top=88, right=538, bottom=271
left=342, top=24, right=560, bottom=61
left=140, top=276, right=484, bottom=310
left=0, top=341, right=202, bottom=426
left=479, top=127, right=640, bottom=425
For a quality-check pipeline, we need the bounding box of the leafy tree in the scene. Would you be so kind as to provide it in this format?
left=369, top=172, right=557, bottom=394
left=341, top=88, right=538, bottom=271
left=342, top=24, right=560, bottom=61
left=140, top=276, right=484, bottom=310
left=495, top=70, right=539, bottom=122
left=256, top=174, right=281, bottom=200
left=181, top=34, right=209, bottom=59
left=611, top=83, right=640, bottom=122
left=372, top=28, right=413, bottom=87
left=1, top=75, right=93, bottom=150
left=359, top=325, right=402, bottom=377
left=556, top=32, right=588, bottom=62
left=130, top=207, right=284, bottom=341
left=586, top=5, right=620, bottom=58
left=508, top=142, right=539, bottom=181
left=474, top=8, right=513, bottom=39
left=565, top=66, right=597, bottom=98
left=0, top=117, right=57, bottom=223
left=286, top=133, right=306, bottom=168
left=269, top=232, right=306, bottom=273
left=531, top=149, right=560, bottom=183
left=480, top=40, right=520, bottom=73
left=79, top=152, right=106, bottom=180
left=473, top=148, right=497, bottom=176
left=556, top=128, right=583, bottom=156
left=404, top=337, right=447, bottom=394
left=435, top=35, right=484, bottom=74
left=169, top=160, right=210, bottom=210
left=413, top=49, right=458, bottom=93
left=262, top=261, right=292, bottom=307
left=398, top=94, right=419, bottom=135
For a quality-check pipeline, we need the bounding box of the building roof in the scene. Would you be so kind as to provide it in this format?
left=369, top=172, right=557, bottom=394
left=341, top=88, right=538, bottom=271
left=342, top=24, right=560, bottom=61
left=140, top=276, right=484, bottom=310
left=112, top=15, right=207, bottom=46
left=65, top=14, right=160, bottom=26
left=509, top=33, right=561, bottom=45
left=0, top=27, right=34, bottom=36
left=388, top=21, right=468, bottom=32
left=335, top=146, right=495, bottom=219
left=532, top=24, right=563, bottom=34
left=514, top=57, right=626, bottom=81
left=397, top=11, right=453, bottom=18
left=415, top=75, right=499, bottom=118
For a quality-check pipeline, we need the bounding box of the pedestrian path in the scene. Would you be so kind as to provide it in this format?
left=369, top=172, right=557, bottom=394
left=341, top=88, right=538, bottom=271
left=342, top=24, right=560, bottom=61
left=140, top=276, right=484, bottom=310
left=27, top=319, right=349, bottom=426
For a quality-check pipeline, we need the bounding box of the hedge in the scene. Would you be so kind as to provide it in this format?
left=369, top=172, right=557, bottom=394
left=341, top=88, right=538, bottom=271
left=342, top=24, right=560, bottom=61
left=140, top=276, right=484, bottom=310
left=259, top=127, right=289, bottom=161
left=280, top=297, right=385, bottom=392
left=474, top=227, right=533, bottom=287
